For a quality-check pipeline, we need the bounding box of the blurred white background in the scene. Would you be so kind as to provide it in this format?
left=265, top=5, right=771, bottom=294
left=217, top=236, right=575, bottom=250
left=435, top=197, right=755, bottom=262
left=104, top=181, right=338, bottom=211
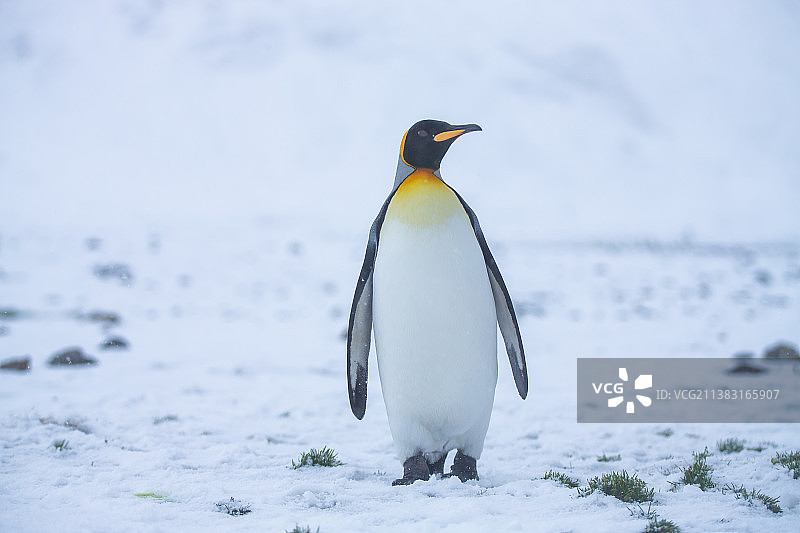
left=1, top=0, right=798, bottom=241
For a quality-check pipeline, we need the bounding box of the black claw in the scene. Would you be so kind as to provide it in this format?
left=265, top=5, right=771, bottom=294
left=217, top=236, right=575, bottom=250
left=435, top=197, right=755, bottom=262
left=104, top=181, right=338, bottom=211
left=392, top=454, right=430, bottom=486
left=427, top=455, right=446, bottom=476
left=448, top=450, right=478, bottom=482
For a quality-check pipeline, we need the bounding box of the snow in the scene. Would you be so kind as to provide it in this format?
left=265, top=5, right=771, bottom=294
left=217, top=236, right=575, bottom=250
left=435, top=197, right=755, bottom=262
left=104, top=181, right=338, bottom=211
left=1, top=1, right=799, bottom=532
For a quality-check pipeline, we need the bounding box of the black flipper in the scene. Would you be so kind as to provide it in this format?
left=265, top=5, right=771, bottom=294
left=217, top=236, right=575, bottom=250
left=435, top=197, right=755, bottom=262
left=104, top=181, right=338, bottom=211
left=347, top=191, right=397, bottom=419
left=448, top=187, right=529, bottom=399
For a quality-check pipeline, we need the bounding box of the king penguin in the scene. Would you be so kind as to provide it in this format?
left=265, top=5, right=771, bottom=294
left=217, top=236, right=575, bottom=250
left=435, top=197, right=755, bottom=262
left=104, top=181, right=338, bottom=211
left=347, top=119, right=528, bottom=485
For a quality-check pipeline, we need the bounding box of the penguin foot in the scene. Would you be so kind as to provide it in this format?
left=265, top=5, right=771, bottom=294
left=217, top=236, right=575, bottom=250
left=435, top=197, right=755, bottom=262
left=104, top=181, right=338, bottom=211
left=392, top=454, right=430, bottom=486
left=444, top=450, right=479, bottom=482
left=427, top=455, right=446, bottom=476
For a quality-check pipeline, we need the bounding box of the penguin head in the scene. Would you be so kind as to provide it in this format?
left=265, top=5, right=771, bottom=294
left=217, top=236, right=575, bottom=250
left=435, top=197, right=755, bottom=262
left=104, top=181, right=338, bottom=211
left=400, top=120, right=482, bottom=171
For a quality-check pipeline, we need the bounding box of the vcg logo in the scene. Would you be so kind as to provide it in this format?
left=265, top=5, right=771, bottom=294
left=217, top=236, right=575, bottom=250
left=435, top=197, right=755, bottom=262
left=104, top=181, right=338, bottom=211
left=592, top=367, right=653, bottom=414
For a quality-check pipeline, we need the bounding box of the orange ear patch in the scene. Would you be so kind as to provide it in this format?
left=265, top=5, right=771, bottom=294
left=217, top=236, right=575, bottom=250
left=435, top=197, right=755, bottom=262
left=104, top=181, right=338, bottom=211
left=387, top=170, right=462, bottom=227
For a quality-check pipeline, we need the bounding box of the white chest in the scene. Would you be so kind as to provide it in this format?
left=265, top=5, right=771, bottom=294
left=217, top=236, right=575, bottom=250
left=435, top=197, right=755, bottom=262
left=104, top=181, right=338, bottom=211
left=371, top=173, right=498, bottom=434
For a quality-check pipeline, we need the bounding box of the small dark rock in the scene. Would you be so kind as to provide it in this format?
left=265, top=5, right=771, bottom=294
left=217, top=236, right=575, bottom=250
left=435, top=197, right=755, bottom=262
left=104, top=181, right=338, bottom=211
left=1, top=356, right=31, bottom=372
left=516, top=301, right=546, bottom=318
left=287, top=241, right=303, bottom=256
left=733, top=351, right=755, bottom=359
left=85, top=237, right=102, bottom=251
left=727, top=362, right=767, bottom=375
left=754, top=269, right=772, bottom=286
left=93, top=263, right=134, bottom=285
left=100, top=335, right=129, bottom=350
left=763, top=342, right=800, bottom=360
left=82, top=311, right=122, bottom=325
left=48, top=348, right=98, bottom=367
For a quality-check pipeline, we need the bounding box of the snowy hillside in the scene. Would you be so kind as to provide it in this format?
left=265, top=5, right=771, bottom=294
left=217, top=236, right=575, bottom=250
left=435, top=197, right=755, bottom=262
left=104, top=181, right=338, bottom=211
left=1, top=1, right=799, bottom=532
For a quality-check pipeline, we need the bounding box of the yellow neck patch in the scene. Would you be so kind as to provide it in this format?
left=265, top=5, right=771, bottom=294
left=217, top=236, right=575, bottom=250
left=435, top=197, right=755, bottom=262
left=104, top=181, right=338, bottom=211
left=386, top=170, right=462, bottom=227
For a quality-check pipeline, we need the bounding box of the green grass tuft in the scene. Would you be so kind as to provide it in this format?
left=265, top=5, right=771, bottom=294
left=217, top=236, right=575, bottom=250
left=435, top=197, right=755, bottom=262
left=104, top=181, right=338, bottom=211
left=292, top=446, right=343, bottom=469
left=53, top=439, right=70, bottom=451
left=628, top=502, right=657, bottom=520
left=717, top=438, right=745, bottom=454
left=153, top=414, right=179, bottom=425
left=215, top=497, right=251, bottom=516
left=286, top=526, right=318, bottom=533
left=679, top=447, right=714, bottom=491
left=0, top=308, right=24, bottom=320
left=543, top=470, right=580, bottom=488
left=135, top=492, right=167, bottom=500
left=644, top=517, right=681, bottom=533
left=771, top=450, right=800, bottom=479
left=722, top=483, right=782, bottom=514
left=630, top=503, right=680, bottom=533
left=656, top=428, right=674, bottom=438
left=597, top=453, right=622, bottom=462
left=578, top=471, right=654, bottom=503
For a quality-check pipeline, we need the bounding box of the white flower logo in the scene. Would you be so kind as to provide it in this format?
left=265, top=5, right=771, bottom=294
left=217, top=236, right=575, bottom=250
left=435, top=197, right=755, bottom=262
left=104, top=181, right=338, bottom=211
left=608, top=368, right=652, bottom=414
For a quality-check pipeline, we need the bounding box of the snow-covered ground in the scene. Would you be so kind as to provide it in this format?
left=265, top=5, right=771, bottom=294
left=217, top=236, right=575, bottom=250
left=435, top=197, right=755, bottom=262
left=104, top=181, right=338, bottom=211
left=1, top=228, right=799, bottom=532
left=1, top=2, right=799, bottom=532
